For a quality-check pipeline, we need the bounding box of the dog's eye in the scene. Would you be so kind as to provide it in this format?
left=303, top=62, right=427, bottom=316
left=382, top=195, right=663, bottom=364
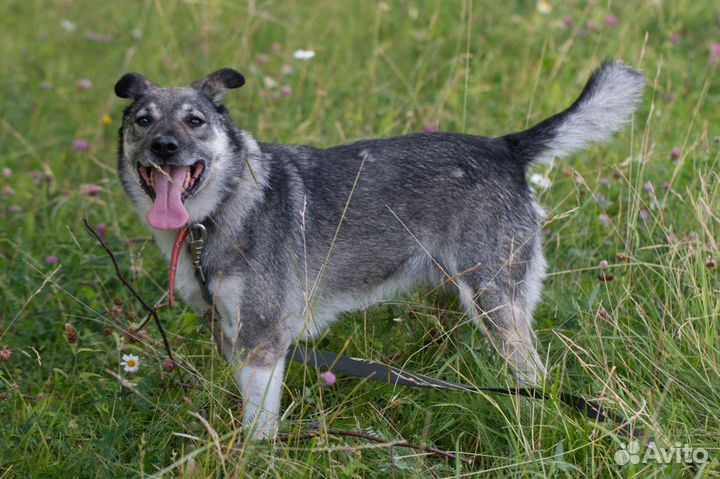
left=187, top=116, right=205, bottom=127
left=135, top=115, right=152, bottom=127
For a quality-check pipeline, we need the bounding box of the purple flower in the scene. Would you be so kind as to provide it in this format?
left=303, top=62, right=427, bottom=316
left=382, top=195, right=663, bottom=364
left=662, top=181, right=672, bottom=191
left=639, top=209, right=649, bottom=221
left=30, top=171, right=41, bottom=181
left=588, top=20, right=601, bottom=32
left=320, top=371, right=336, bottom=386
left=643, top=181, right=654, bottom=193
left=669, top=146, right=681, bottom=161
left=599, top=260, right=609, bottom=270
left=3, top=186, right=14, bottom=197
left=281, top=64, right=293, bottom=76
left=670, top=32, right=679, bottom=44
left=76, top=78, right=93, bottom=90
left=666, top=233, right=674, bottom=246
left=73, top=139, right=89, bottom=151
left=97, top=223, right=107, bottom=236
left=80, top=184, right=102, bottom=196
left=45, top=255, right=59, bottom=265
left=9, top=205, right=22, bottom=214
left=281, top=86, right=292, bottom=97
left=605, top=15, right=618, bottom=27
left=600, top=177, right=610, bottom=187
left=563, top=17, right=574, bottom=29
left=422, top=124, right=438, bottom=133
left=598, top=213, right=611, bottom=227
left=2, top=167, right=11, bottom=178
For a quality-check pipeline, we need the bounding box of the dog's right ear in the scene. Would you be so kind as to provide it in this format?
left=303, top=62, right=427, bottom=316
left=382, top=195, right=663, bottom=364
left=114, top=73, right=156, bottom=100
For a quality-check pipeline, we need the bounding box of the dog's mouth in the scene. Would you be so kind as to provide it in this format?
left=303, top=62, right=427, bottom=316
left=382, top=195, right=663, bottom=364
left=136, top=161, right=206, bottom=230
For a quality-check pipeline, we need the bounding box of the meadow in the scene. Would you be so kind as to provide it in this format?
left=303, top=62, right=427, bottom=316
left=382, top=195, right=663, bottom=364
left=1, top=0, right=719, bottom=477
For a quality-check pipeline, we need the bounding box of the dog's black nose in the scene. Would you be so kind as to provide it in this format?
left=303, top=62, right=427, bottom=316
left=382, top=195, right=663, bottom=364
left=150, top=135, right=179, bottom=158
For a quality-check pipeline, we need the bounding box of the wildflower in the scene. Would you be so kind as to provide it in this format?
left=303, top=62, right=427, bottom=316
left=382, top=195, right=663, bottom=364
left=605, top=15, right=618, bottom=27
left=597, top=308, right=609, bottom=320
left=84, top=31, right=113, bottom=42
left=643, top=181, right=654, bottom=193
left=662, top=181, right=672, bottom=191
left=123, top=324, right=146, bottom=344
left=109, top=304, right=122, bottom=318
left=588, top=20, right=601, bottom=32
left=97, top=223, right=107, bottom=236
left=562, top=17, right=574, bottom=29
left=60, top=19, right=77, bottom=32
left=39, top=81, right=52, bottom=91
left=599, top=177, right=610, bottom=187
left=263, top=76, right=278, bottom=88
left=706, top=257, right=716, bottom=269
left=639, top=209, right=649, bottom=221
left=710, top=43, right=720, bottom=64
left=293, top=49, right=316, bottom=60
left=30, top=171, right=41, bottom=181
left=669, top=32, right=679, bottom=44
left=2, top=167, right=11, bottom=177
left=76, top=78, right=93, bottom=90
left=598, top=213, right=611, bottom=227
left=121, top=354, right=140, bottom=373
left=530, top=173, right=551, bottom=189
left=669, top=146, right=681, bottom=161
left=536, top=1, right=551, bottom=14
left=0, top=346, right=12, bottom=361
left=101, top=114, right=112, bottom=125
left=163, top=359, right=176, bottom=373
left=255, top=53, right=270, bottom=65
left=271, top=42, right=282, bottom=53
left=599, top=260, right=609, bottom=270
left=101, top=326, right=113, bottom=336
left=281, top=86, right=292, bottom=97
left=3, top=186, right=14, bottom=197
left=79, top=184, right=102, bottom=196
left=9, top=205, right=21, bottom=214
left=64, top=322, right=79, bottom=344
left=320, top=370, right=336, bottom=386
left=131, top=29, right=143, bottom=39
left=45, top=255, right=59, bottom=265
left=73, top=139, right=89, bottom=151
left=422, top=124, right=438, bottom=133
left=281, top=64, right=294, bottom=75
left=666, top=233, right=674, bottom=246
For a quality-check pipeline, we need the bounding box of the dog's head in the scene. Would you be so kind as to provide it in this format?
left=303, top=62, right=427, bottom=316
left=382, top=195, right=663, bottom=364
left=115, top=68, right=246, bottom=230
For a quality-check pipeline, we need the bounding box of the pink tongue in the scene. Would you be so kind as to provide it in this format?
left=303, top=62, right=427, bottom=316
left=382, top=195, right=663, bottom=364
left=146, top=165, right=190, bottom=230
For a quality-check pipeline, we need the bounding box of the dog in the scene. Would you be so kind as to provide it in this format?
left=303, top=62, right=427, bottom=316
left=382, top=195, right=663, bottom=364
left=115, top=61, right=644, bottom=439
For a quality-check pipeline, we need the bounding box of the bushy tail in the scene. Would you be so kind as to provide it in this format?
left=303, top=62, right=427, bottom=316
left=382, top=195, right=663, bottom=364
left=504, top=61, right=645, bottom=164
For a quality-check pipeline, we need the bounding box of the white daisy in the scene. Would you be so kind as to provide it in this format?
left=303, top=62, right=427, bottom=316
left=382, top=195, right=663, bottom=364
left=529, top=173, right=552, bottom=189
left=121, top=354, right=140, bottom=373
left=293, top=49, right=316, bottom=60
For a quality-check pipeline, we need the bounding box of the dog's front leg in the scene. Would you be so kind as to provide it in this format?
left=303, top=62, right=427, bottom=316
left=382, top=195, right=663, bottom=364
left=232, top=352, right=286, bottom=440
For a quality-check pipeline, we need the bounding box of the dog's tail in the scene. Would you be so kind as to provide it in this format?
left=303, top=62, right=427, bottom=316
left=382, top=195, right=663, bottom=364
left=504, top=61, right=645, bottom=164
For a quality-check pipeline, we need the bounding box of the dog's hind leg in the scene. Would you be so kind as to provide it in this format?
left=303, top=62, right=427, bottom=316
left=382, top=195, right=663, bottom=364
left=453, top=237, right=546, bottom=385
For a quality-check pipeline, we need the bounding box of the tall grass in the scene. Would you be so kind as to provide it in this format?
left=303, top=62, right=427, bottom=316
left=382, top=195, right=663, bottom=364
left=1, top=0, right=718, bottom=477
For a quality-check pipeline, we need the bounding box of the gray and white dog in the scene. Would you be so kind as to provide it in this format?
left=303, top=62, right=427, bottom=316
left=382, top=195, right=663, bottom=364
left=115, top=61, right=644, bottom=439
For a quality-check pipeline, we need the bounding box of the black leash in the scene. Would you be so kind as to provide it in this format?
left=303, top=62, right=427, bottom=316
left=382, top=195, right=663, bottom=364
left=186, top=223, right=640, bottom=439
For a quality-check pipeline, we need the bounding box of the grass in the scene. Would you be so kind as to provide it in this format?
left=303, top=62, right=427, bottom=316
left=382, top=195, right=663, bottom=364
left=1, top=0, right=719, bottom=477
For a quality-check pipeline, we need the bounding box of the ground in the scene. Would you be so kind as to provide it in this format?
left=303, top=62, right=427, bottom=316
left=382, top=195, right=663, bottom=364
left=1, top=0, right=719, bottom=477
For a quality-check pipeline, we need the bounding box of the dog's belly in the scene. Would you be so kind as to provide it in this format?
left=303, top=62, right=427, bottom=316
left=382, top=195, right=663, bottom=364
left=300, top=253, right=436, bottom=339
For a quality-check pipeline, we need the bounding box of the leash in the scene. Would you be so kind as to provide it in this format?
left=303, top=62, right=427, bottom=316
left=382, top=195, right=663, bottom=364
left=170, top=223, right=641, bottom=439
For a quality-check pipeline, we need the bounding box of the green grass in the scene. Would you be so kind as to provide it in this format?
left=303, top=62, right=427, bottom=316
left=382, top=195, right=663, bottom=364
left=1, top=0, right=719, bottom=477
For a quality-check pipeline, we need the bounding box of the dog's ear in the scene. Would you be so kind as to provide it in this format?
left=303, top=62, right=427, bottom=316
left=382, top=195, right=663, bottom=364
left=115, top=73, right=156, bottom=100
left=192, top=68, right=245, bottom=103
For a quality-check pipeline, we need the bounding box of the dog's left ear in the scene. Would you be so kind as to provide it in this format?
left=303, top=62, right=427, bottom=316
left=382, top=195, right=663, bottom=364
left=192, top=68, right=245, bottom=103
